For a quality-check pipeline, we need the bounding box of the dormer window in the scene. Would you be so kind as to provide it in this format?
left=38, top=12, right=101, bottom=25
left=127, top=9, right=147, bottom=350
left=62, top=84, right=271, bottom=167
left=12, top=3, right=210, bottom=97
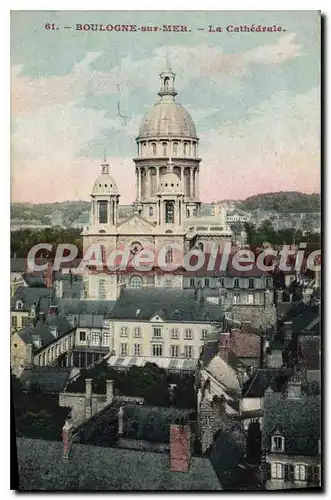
left=16, top=300, right=23, bottom=311
left=271, top=432, right=285, bottom=452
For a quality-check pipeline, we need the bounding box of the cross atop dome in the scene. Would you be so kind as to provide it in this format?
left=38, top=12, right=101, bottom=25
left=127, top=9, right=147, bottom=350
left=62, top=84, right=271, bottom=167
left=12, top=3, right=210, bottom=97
left=165, top=49, right=172, bottom=72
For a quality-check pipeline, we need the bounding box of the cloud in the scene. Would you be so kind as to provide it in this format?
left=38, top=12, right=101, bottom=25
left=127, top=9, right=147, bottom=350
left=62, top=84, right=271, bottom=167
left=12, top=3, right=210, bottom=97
left=11, top=34, right=304, bottom=117
left=244, top=33, right=305, bottom=64
left=199, top=87, right=320, bottom=201
left=11, top=36, right=317, bottom=204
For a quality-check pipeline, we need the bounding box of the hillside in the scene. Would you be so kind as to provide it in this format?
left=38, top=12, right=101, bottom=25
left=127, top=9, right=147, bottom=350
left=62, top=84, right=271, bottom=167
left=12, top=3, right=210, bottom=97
left=11, top=201, right=90, bottom=224
left=239, top=192, right=321, bottom=213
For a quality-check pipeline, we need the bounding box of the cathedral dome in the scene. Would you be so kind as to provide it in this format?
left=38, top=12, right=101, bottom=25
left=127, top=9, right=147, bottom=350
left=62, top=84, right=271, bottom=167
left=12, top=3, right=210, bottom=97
left=92, top=172, right=118, bottom=196
left=138, top=101, right=197, bottom=139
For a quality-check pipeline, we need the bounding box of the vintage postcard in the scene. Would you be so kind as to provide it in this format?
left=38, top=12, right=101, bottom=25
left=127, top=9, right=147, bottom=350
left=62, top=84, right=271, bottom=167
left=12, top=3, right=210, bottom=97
left=11, top=10, right=321, bottom=491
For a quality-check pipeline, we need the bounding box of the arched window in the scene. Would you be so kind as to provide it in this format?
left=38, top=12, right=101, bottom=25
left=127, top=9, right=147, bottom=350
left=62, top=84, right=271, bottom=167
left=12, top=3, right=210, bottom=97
left=151, top=143, right=157, bottom=156
left=173, top=142, right=178, bottom=156
left=98, top=201, right=108, bottom=224
left=193, top=143, right=197, bottom=156
left=197, top=242, right=204, bottom=252
left=164, top=77, right=170, bottom=90
left=165, top=247, right=173, bottom=264
left=130, top=276, right=143, bottom=289
left=162, top=142, right=168, bottom=156
left=165, top=201, right=175, bottom=224
left=149, top=206, right=154, bottom=217
left=184, top=142, right=189, bottom=157
left=99, top=279, right=107, bottom=299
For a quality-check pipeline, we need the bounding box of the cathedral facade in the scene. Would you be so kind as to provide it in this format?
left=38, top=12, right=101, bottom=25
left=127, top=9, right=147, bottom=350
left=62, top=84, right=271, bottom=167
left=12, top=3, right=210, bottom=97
left=82, top=64, right=232, bottom=300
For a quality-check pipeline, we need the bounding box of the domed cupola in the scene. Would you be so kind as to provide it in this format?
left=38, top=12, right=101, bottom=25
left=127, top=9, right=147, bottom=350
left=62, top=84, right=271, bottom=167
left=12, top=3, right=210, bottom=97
left=88, top=155, right=120, bottom=229
left=159, top=159, right=184, bottom=195
left=92, top=173, right=118, bottom=196
left=137, top=63, right=197, bottom=141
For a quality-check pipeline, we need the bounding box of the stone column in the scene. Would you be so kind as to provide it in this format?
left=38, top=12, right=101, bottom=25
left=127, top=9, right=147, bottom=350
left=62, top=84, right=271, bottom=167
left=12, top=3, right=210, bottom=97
left=138, top=168, right=142, bottom=200
left=190, top=168, right=194, bottom=199
left=196, top=168, right=200, bottom=200
left=147, top=168, right=151, bottom=198
left=136, top=169, right=139, bottom=200
left=156, top=166, right=160, bottom=193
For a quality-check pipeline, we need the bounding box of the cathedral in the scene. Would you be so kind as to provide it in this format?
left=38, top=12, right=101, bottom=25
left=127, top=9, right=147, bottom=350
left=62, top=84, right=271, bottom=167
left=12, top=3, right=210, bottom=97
left=82, top=63, right=232, bottom=299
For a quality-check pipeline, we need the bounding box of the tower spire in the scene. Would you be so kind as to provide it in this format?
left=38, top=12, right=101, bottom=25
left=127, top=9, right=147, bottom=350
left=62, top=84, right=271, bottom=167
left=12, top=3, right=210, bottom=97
left=165, top=49, right=172, bottom=72
left=101, top=148, right=109, bottom=175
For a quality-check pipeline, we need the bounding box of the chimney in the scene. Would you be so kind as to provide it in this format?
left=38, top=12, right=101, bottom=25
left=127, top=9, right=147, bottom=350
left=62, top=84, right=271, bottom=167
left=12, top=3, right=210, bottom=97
left=118, top=405, right=125, bottom=436
left=85, top=378, right=92, bottom=420
left=85, top=378, right=92, bottom=399
left=106, top=379, right=114, bottom=404
left=260, top=334, right=264, bottom=369
left=48, top=305, right=58, bottom=316
left=62, top=419, right=74, bottom=459
left=212, top=394, right=226, bottom=416
left=286, top=374, right=302, bottom=399
left=219, top=332, right=230, bottom=361
left=284, top=321, right=293, bottom=341
left=45, top=262, right=53, bottom=289
left=55, top=279, right=63, bottom=298
left=241, top=321, right=251, bottom=333
left=169, top=423, right=191, bottom=473
left=276, top=289, right=283, bottom=303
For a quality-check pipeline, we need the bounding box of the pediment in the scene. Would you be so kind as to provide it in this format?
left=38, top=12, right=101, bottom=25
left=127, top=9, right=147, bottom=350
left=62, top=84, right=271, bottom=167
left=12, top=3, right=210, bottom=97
left=117, top=214, right=155, bottom=235
left=150, top=314, right=164, bottom=323
left=271, top=425, right=284, bottom=436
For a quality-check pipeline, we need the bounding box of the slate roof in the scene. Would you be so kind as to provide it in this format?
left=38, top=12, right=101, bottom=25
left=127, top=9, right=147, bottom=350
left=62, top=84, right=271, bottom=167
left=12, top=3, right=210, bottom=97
left=183, top=254, right=271, bottom=278
left=242, top=369, right=292, bottom=398
left=82, top=403, right=195, bottom=446
left=109, top=288, right=223, bottom=323
left=56, top=274, right=84, bottom=299
left=209, top=426, right=260, bottom=490
left=262, top=392, right=321, bottom=456
left=11, top=287, right=55, bottom=312
left=282, top=301, right=320, bottom=335
left=16, top=438, right=221, bottom=491
left=18, top=314, right=74, bottom=351
left=298, top=336, right=320, bottom=370
left=57, top=298, right=115, bottom=317
left=20, top=366, right=71, bottom=393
